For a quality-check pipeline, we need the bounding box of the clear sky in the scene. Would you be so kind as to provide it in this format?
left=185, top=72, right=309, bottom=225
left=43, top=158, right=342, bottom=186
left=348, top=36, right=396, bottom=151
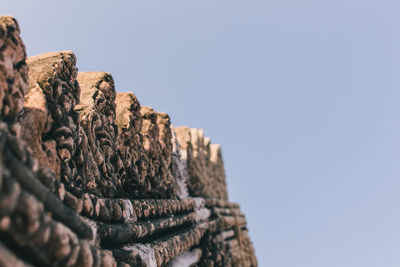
left=3, top=1, right=400, bottom=266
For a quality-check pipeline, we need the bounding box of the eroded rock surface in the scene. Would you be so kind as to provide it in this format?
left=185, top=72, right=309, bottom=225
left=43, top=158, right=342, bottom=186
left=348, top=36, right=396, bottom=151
left=0, top=16, right=28, bottom=134
left=116, top=92, right=148, bottom=198
left=175, top=127, right=228, bottom=200
left=75, top=71, right=124, bottom=197
left=140, top=106, right=177, bottom=199
left=0, top=15, right=257, bottom=267
left=21, top=51, right=80, bottom=179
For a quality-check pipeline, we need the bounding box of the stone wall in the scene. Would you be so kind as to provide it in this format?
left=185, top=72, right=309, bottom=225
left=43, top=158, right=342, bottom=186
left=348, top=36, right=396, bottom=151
left=0, top=16, right=257, bottom=267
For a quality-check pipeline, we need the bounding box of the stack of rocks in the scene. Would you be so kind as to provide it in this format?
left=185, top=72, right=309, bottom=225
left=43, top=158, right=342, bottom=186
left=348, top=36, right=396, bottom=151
left=0, top=16, right=257, bottom=267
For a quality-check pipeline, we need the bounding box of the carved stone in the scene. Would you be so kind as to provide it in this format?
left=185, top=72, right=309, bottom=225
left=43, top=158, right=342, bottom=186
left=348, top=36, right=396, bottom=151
left=0, top=15, right=257, bottom=267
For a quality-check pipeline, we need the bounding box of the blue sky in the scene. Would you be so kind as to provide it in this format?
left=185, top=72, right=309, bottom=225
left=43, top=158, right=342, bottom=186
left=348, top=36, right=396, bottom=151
left=3, top=1, right=400, bottom=266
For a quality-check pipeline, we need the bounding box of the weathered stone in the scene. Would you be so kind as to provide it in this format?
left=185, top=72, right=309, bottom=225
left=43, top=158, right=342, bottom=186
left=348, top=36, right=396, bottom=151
left=140, top=106, right=177, bottom=199
left=171, top=127, right=190, bottom=199
left=116, top=224, right=207, bottom=267
left=0, top=15, right=257, bottom=267
left=0, top=242, right=32, bottom=267
left=21, top=51, right=80, bottom=178
left=0, top=16, right=28, bottom=134
left=75, top=71, right=124, bottom=198
left=175, top=127, right=228, bottom=200
left=197, top=199, right=257, bottom=267
left=168, top=248, right=202, bottom=267
left=115, top=92, right=150, bottom=198
left=98, top=212, right=197, bottom=244
left=0, top=131, right=117, bottom=267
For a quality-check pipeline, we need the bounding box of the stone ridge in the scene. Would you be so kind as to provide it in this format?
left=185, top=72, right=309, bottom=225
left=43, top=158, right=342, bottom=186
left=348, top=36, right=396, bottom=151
left=174, top=127, right=228, bottom=200
left=0, top=16, right=257, bottom=267
left=0, top=16, right=28, bottom=133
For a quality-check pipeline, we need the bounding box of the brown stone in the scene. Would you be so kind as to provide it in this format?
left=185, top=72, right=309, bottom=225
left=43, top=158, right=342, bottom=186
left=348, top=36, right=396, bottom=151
left=0, top=15, right=257, bottom=267
left=20, top=51, right=82, bottom=204
left=75, top=71, right=124, bottom=197
left=0, top=16, right=28, bottom=133
left=175, top=127, right=228, bottom=200
left=140, top=106, right=177, bottom=198
left=115, top=92, right=149, bottom=198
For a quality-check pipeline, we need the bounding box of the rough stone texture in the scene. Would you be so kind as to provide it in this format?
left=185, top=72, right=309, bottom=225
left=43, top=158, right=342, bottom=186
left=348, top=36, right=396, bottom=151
left=75, top=71, right=125, bottom=198
left=115, top=224, right=208, bottom=267
left=21, top=51, right=80, bottom=178
left=171, top=127, right=190, bottom=199
left=115, top=92, right=148, bottom=198
left=0, top=242, right=33, bottom=267
left=0, top=16, right=28, bottom=135
left=175, top=127, right=228, bottom=200
left=0, top=15, right=257, bottom=267
left=168, top=248, right=202, bottom=267
left=140, top=106, right=177, bottom=199
left=80, top=196, right=196, bottom=224
left=198, top=200, right=257, bottom=267
left=97, top=211, right=197, bottom=245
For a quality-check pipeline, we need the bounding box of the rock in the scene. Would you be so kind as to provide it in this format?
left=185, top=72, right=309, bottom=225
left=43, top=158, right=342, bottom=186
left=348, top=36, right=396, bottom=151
left=75, top=71, right=124, bottom=197
left=0, top=16, right=28, bottom=135
left=171, top=127, right=190, bottom=199
left=115, top=92, right=150, bottom=198
left=0, top=15, right=257, bottom=267
left=140, top=106, right=177, bottom=199
left=21, top=51, right=80, bottom=177
left=175, top=127, right=228, bottom=200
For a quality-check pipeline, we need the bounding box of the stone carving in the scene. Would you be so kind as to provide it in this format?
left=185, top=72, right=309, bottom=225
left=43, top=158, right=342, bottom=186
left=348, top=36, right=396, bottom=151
left=0, top=15, right=257, bottom=267
left=115, top=92, right=148, bottom=198
left=0, top=16, right=28, bottom=135
left=175, top=127, right=228, bottom=200
left=21, top=51, right=80, bottom=180
left=139, top=106, right=177, bottom=199
left=75, top=71, right=124, bottom=198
